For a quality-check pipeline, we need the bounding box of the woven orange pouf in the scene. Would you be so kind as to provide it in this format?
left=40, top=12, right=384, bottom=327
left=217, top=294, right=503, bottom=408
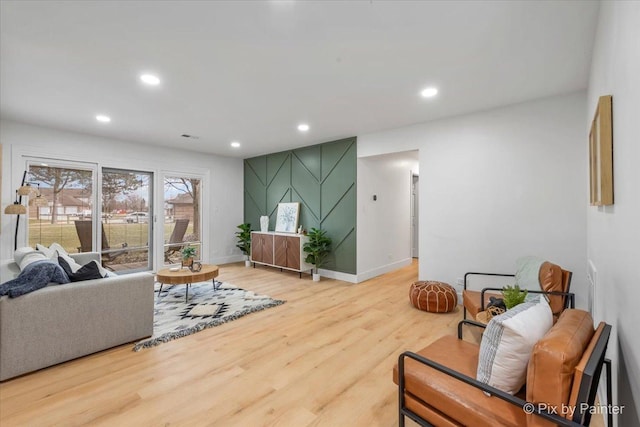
left=409, top=281, right=458, bottom=313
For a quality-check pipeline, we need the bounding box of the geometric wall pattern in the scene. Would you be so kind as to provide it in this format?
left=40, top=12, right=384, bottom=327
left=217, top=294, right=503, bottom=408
left=244, top=137, right=357, bottom=274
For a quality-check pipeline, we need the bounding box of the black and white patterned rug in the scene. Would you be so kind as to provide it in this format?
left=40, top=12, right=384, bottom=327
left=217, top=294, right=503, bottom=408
left=133, top=281, right=285, bottom=351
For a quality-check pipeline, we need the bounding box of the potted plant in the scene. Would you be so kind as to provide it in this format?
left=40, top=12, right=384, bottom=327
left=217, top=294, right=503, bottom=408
left=181, top=245, right=197, bottom=269
left=235, top=223, right=252, bottom=267
left=501, top=284, right=528, bottom=309
left=303, top=227, right=332, bottom=281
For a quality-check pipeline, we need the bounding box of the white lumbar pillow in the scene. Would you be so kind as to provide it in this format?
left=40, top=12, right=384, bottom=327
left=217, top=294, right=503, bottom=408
left=476, top=295, right=553, bottom=394
left=15, top=247, right=48, bottom=271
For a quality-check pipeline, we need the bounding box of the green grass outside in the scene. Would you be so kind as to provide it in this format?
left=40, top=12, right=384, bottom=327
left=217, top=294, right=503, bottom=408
left=28, top=220, right=195, bottom=254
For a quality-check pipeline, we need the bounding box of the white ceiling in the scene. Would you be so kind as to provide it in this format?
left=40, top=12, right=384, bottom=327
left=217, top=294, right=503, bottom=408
left=0, top=1, right=599, bottom=158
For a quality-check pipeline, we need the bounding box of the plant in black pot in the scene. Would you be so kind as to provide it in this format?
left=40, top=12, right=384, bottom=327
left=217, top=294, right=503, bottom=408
left=235, top=223, right=252, bottom=267
left=303, top=227, right=332, bottom=281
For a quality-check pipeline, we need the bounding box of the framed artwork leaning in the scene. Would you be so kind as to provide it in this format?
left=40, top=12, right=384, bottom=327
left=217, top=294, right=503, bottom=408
left=275, top=202, right=300, bottom=233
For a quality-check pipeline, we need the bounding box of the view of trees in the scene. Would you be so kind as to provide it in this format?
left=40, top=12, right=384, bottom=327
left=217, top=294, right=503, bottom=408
left=29, top=165, right=92, bottom=224
left=164, top=177, right=201, bottom=239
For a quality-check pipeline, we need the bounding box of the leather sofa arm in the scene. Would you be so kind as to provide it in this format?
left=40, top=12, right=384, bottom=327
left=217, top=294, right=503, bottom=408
left=397, top=351, right=585, bottom=427
left=463, top=272, right=514, bottom=290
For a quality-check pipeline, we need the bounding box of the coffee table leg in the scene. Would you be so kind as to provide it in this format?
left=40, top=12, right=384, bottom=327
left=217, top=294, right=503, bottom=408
left=185, top=283, right=190, bottom=303
left=157, top=282, right=164, bottom=297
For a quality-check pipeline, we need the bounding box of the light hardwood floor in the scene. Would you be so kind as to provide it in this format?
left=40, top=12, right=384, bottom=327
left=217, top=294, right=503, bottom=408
left=0, top=261, right=607, bottom=427
left=0, top=261, right=463, bottom=426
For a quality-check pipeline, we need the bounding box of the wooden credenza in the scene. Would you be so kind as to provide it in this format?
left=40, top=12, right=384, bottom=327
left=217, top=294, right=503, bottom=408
left=251, top=231, right=312, bottom=276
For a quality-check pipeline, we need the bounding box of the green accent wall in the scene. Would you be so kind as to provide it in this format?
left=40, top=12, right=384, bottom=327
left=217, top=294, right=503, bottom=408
left=244, top=137, right=357, bottom=274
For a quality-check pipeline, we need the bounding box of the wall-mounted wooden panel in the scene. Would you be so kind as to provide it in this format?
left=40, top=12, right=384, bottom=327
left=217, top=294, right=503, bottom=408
left=244, top=137, right=356, bottom=274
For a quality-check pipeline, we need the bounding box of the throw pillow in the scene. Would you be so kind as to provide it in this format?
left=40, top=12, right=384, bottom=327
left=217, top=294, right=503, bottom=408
left=14, top=247, right=45, bottom=270
left=49, top=242, right=70, bottom=256
left=476, top=295, right=553, bottom=394
left=58, top=257, right=105, bottom=282
left=36, top=243, right=56, bottom=259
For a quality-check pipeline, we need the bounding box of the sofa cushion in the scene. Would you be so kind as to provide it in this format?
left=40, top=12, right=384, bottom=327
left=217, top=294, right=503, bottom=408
left=526, top=309, right=594, bottom=426
left=477, top=296, right=553, bottom=394
left=58, top=257, right=105, bottom=282
left=394, top=335, right=528, bottom=427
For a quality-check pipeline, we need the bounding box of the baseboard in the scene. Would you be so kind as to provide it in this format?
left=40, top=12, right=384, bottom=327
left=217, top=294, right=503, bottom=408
left=317, top=268, right=358, bottom=284
left=354, top=258, right=413, bottom=283
left=211, top=254, right=247, bottom=265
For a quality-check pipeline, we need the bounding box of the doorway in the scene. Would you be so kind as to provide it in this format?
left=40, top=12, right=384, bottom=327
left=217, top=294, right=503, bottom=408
left=411, top=174, right=419, bottom=258
left=101, top=168, right=153, bottom=273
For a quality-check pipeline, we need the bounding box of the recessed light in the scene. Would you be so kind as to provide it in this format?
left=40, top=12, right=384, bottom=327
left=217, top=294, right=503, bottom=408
left=420, top=87, right=438, bottom=98
left=96, top=114, right=111, bottom=123
left=297, top=123, right=310, bottom=132
left=140, top=74, right=161, bottom=86
left=230, top=141, right=241, bottom=148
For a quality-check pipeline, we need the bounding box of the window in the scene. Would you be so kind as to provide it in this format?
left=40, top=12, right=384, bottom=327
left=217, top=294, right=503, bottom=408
left=26, top=162, right=94, bottom=253
left=102, top=168, right=153, bottom=272
left=163, top=176, right=202, bottom=265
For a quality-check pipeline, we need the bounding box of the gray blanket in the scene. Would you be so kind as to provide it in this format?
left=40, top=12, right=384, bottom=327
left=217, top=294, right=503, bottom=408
left=0, top=260, right=70, bottom=298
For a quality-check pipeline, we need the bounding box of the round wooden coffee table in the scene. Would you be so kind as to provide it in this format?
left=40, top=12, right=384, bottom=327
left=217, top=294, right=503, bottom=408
left=156, top=265, right=219, bottom=302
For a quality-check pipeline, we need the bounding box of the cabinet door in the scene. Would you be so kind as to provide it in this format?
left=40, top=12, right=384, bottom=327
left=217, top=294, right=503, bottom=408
left=274, top=235, right=287, bottom=267
left=286, top=236, right=301, bottom=269
left=261, top=234, right=274, bottom=264
left=251, top=234, right=262, bottom=262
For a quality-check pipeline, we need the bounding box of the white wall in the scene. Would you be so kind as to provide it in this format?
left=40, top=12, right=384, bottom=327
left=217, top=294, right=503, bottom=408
left=587, top=2, right=640, bottom=425
left=0, top=119, right=245, bottom=279
left=357, top=151, right=418, bottom=281
left=359, top=92, right=587, bottom=304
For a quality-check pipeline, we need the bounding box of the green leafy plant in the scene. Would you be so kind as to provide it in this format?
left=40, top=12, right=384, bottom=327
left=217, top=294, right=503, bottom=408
left=235, top=223, right=252, bottom=256
left=181, top=245, right=197, bottom=260
left=501, top=285, right=528, bottom=309
left=303, top=228, right=332, bottom=274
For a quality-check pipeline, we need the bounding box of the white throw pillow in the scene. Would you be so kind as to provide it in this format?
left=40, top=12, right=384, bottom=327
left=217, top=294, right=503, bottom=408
left=16, top=249, right=48, bottom=271
left=476, top=296, right=553, bottom=394
left=49, top=242, right=70, bottom=256
left=14, top=247, right=36, bottom=267
left=36, top=243, right=57, bottom=259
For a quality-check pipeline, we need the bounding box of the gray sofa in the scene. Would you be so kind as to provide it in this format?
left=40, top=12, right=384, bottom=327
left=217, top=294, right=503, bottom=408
left=0, top=252, right=154, bottom=381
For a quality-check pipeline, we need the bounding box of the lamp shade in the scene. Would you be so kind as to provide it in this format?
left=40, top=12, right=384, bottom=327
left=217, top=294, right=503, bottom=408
left=18, top=184, right=38, bottom=197
left=5, top=202, right=27, bottom=215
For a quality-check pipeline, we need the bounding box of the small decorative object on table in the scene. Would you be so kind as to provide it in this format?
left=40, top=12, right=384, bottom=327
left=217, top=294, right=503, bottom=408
left=190, top=261, right=202, bottom=272
left=181, top=245, right=197, bottom=269
left=260, top=216, right=269, bottom=232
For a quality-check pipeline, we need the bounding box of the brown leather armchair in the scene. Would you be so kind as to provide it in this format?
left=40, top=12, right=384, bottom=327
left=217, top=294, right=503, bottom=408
left=393, top=309, right=612, bottom=427
left=462, top=261, right=574, bottom=322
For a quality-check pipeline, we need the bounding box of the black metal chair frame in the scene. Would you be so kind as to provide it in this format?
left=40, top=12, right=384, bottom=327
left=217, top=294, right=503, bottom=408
left=398, top=322, right=612, bottom=427
left=462, top=271, right=575, bottom=320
